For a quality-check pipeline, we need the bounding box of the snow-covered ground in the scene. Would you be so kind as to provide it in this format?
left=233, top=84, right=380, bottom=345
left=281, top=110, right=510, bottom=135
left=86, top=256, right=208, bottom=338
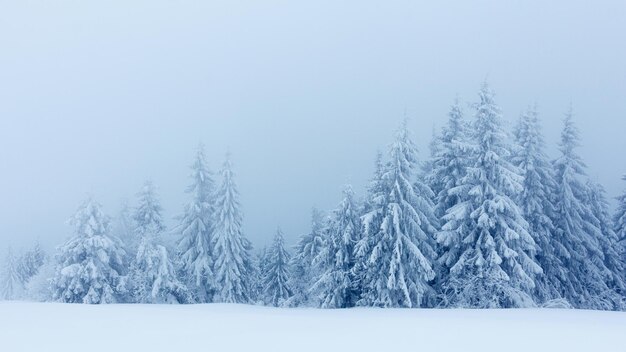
left=1, top=302, right=625, bottom=352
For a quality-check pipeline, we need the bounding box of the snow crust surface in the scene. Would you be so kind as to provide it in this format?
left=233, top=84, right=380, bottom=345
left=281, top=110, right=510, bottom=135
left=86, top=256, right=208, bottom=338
left=1, top=302, right=625, bottom=352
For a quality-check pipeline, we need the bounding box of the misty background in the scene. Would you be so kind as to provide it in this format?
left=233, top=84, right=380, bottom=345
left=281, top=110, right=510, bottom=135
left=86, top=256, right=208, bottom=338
left=1, top=0, right=625, bottom=251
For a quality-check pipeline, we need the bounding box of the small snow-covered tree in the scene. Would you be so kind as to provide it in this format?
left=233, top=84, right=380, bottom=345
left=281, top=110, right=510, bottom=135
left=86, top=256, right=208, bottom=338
left=128, top=181, right=189, bottom=304
left=176, top=145, right=216, bottom=303
left=312, top=185, right=361, bottom=308
left=510, top=107, right=561, bottom=303
left=113, top=200, right=135, bottom=254
left=359, top=119, right=439, bottom=308
left=51, top=198, right=126, bottom=304
left=17, top=242, right=46, bottom=285
left=288, top=208, right=326, bottom=307
left=1, top=247, right=24, bottom=300
left=438, top=83, right=541, bottom=308
left=212, top=154, right=254, bottom=303
left=615, top=175, right=626, bottom=261
left=552, top=110, right=622, bottom=310
left=262, top=228, right=293, bottom=306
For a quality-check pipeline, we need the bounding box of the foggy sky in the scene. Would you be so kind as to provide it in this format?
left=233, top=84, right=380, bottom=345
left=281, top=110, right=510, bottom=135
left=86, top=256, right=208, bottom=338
left=1, top=0, right=625, bottom=251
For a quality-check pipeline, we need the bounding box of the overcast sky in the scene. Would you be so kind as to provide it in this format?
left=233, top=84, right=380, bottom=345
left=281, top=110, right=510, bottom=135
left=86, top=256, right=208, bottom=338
left=1, top=0, right=625, bottom=251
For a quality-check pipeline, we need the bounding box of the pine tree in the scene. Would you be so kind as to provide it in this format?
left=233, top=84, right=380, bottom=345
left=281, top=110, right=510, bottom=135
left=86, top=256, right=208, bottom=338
left=585, top=180, right=625, bottom=307
left=51, top=198, right=126, bottom=304
left=262, top=228, right=293, bottom=306
left=128, top=181, right=189, bottom=304
left=510, top=106, right=561, bottom=303
left=252, top=246, right=269, bottom=304
left=212, top=153, right=254, bottom=303
left=1, top=247, right=24, bottom=300
left=17, top=242, right=46, bottom=285
left=615, top=176, right=626, bottom=259
left=176, top=145, right=216, bottom=302
left=113, top=200, right=135, bottom=254
left=552, top=110, right=621, bottom=310
left=429, top=100, right=472, bottom=291
left=288, top=208, right=326, bottom=307
left=359, top=119, right=439, bottom=308
left=353, top=152, right=385, bottom=302
left=438, top=83, right=541, bottom=308
left=312, top=185, right=361, bottom=308
left=429, top=98, right=470, bottom=219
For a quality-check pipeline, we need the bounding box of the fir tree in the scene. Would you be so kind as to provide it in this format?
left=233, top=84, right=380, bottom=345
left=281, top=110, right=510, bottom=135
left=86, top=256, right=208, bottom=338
left=586, top=180, right=625, bottom=307
left=128, top=181, right=189, bottom=304
left=288, top=208, right=326, bottom=307
left=51, top=198, right=126, bottom=304
left=17, top=242, right=46, bottom=285
left=176, top=145, right=216, bottom=302
left=353, top=152, right=385, bottom=302
left=262, top=228, right=293, bottom=307
left=1, top=247, right=24, bottom=300
left=212, top=153, right=254, bottom=303
left=359, top=119, right=439, bottom=308
left=438, top=83, right=541, bottom=308
left=552, top=110, right=621, bottom=310
left=113, top=200, right=135, bottom=254
left=510, top=106, right=561, bottom=303
left=312, top=185, right=361, bottom=308
left=615, top=176, right=626, bottom=258
left=430, top=98, right=470, bottom=219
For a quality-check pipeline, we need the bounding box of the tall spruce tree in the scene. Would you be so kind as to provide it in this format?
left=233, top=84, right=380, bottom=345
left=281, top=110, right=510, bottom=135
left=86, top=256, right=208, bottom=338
left=510, top=106, right=561, bottom=303
left=51, top=198, right=126, bottom=304
left=552, top=110, right=622, bottom=310
left=128, top=181, right=189, bottom=303
left=262, top=228, right=293, bottom=307
left=312, top=185, right=361, bottom=308
left=212, top=153, right=254, bottom=303
left=177, top=145, right=216, bottom=302
left=359, top=119, right=439, bottom=308
left=438, top=83, right=541, bottom=308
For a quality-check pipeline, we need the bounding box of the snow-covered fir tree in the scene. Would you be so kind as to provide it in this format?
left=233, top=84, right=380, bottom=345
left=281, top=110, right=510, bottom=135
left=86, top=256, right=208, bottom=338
left=422, top=127, right=443, bottom=196
left=252, top=246, right=269, bottom=304
left=615, top=175, right=626, bottom=257
left=128, top=181, right=189, bottom=304
left=51, top=198, right=126, bottom=304
left=1, top=247, right=24, bottom=300
left=585, top=180, right=625, bottom=306
left=352, top=152, right=385, bottom=302
left=312, top=185, right=361, bottom=308
left=262, top=228, right=292, bottom=306
left=17, top=242, right=46, bottom=285
left=510, top=106, right=561, bottom=303
left=359, top=119, right=439, bottom=308
left=438, top=83, right=541, bottom=308
left=428, top=99, right=472, bottom=290
left=212, top=154, right=254, bottom=303
left=552, top=110, right=622, bottom=310
left=288, top=208, right=326, bottom=307
left=429, top=98, right=470, bottom=220
left=176, top=145, right=216, bottom=303
left=113, top=200, right=135, bottom=254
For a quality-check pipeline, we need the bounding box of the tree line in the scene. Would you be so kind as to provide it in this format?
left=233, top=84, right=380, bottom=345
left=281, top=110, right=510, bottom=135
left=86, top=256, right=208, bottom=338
left=2, top=82, right=626, bottom=310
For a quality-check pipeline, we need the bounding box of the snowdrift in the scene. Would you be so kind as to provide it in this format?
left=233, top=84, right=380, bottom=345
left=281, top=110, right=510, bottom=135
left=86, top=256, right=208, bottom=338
left=1, top=302, right=625, bottom=352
